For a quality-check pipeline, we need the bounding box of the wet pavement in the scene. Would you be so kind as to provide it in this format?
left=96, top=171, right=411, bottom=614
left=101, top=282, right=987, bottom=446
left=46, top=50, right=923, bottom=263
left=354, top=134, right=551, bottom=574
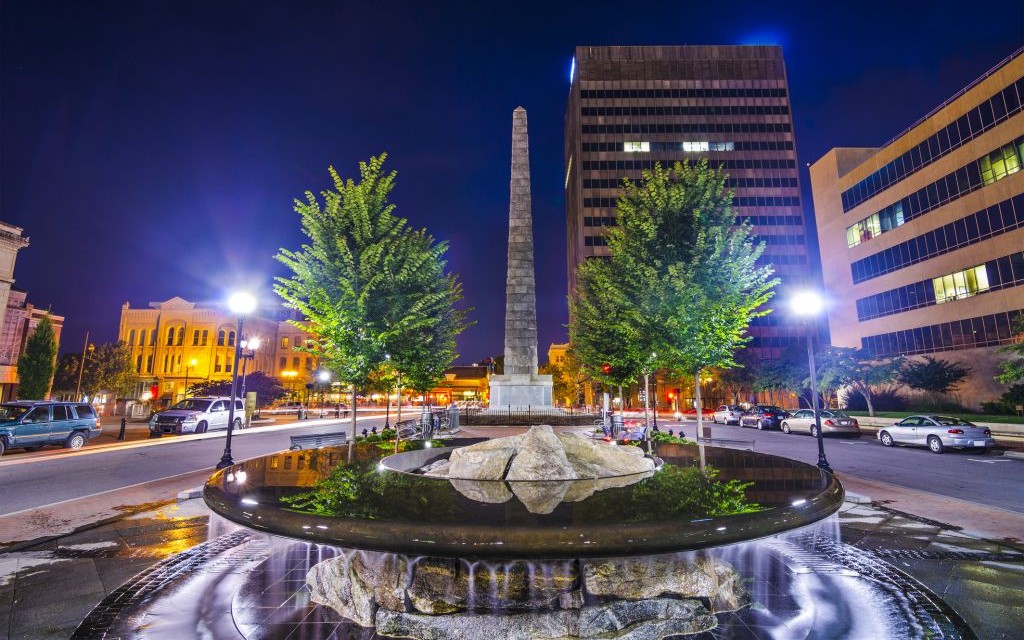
left=1, top=493, right=1021, bottom=639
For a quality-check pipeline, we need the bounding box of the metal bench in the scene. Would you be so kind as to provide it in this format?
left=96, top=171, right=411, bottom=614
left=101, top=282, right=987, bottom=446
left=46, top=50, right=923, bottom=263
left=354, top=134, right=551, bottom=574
left=289, top=431, right=348, bottom=451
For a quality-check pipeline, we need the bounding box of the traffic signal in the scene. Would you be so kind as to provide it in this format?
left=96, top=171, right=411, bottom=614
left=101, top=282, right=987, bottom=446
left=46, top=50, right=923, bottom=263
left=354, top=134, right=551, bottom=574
left=601, top=363, right=612, bottom=375
left=667, top=391, right=676, bottom=400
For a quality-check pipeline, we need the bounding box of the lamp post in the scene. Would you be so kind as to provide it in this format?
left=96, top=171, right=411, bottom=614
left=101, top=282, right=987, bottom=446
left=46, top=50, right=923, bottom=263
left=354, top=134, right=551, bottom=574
left=217, top=291, right=256, bottom=470
left=75, top=335, right=94, bottom=401
left=383, top=353, right=392, bottom=429
left=184, top=358, right=197, bottom=400
left=317, top=370, right=330, bottom=418
left=791, top=290, right=832, bottom=473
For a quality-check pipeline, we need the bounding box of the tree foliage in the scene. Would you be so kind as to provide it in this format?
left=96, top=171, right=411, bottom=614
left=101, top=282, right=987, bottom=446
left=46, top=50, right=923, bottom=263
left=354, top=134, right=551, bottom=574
left=52, top=342, right=135, bottom=399
left=570, top=160, right=778, bottom=404
left=16, top=315, right=57, bottom=399
left=186, top=372, right=286, bottom=408
left=813, top=346, right=902, bottom=416
left=996, top=315, right=1024, bottom=385
left=898, top=355, right=970, bottom=394
left=275, top=155, right=470, bottom=391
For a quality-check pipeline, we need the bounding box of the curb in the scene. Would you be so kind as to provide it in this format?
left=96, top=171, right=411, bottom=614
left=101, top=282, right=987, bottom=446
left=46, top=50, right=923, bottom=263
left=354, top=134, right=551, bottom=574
left=844, top=491, right=872, bottom=504
left=1002, top=450, right=1024, bottom=460
left=176, top=486, right=205, bottom=501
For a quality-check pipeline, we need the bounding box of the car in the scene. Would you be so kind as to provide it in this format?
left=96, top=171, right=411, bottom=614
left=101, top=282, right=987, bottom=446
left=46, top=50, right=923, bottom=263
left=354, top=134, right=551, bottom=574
left=149, top=396, right=244, bottom=436
left=739, top=405, right=789, bottom=430
left=0, top=401, right=101, bottom=456
left=781, top=410, right=860, bottom=438
left=712, top=405, right=743, bottom=425
left=877, top=415, right=995, bottom=454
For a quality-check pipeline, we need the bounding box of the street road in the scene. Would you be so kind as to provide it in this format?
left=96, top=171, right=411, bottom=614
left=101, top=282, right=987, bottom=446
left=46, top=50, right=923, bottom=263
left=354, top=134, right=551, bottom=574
left=0, top=414, right=1021, bottom=517
left=666, top=418, right=1024, bottom=514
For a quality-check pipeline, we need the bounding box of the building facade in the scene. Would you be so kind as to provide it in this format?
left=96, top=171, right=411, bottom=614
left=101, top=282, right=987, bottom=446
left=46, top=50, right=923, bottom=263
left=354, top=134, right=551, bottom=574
left=0, top=222, right=64, bottom=400
left=118, top=297, right=315, bottom=403
left=565, top=45, right=813, bottom=359
left=810, top=49, right=1024, bottom=406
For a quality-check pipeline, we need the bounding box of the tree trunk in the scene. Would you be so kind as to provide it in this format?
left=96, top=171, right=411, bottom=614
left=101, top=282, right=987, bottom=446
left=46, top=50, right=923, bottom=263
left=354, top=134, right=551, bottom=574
left=348, top=385, right=357, bottom=462
left=695, top=369, right=710, bottom=440
left=865, top=389, right=875, bottom=417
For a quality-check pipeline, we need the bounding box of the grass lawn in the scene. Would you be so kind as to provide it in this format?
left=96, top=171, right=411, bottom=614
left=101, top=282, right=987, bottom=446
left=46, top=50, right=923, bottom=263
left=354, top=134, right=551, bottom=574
left=846, top=410, right=1024, bottom=424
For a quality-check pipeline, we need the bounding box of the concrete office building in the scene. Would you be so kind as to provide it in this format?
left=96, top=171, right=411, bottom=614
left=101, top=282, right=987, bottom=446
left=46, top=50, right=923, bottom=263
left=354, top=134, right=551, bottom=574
left=810, top=48, right=1024, bottom=406
left=565, top=45, right=812, bottom=359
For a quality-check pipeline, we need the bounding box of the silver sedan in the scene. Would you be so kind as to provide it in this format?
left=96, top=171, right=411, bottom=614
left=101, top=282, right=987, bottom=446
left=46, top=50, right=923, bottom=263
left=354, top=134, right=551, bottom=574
left=781, top=410, right=860, bottom=438
left=877, top=415, right=995, bottom=454
left=712, top=405, right=743, bottom=425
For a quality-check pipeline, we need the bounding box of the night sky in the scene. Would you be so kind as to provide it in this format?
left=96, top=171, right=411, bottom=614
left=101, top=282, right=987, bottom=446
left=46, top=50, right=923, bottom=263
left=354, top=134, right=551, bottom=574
left=1, top=1, right=1021, bottom=361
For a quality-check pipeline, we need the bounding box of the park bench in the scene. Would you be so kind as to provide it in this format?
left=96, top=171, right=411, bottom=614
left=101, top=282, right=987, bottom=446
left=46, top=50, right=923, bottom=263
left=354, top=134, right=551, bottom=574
left=288, top=431, right=348, bottom=451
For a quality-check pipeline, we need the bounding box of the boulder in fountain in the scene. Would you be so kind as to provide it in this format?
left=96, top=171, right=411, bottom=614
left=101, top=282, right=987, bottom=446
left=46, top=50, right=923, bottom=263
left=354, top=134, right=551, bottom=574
left=582, top=554, right=748, bottom=613
left=306, top=550, right=409, bottom=626
left=376, top=597, right=716, bottom=639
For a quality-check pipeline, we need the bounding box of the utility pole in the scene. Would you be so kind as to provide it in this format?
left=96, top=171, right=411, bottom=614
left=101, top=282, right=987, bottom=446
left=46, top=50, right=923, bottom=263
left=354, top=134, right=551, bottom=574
left=75, top=331, right=90, bottom=401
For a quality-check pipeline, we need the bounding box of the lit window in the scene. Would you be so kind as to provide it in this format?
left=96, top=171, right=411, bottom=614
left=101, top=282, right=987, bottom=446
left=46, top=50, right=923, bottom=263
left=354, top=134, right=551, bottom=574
left=623, top=141, right=650, bottom=152
left=933, top=265, right=989, bottom=304
left=980, top=141, right=1021, bottom=185
left=281, top=337, right=290, bottom=350
left=682, top=141, right=710, bottom=152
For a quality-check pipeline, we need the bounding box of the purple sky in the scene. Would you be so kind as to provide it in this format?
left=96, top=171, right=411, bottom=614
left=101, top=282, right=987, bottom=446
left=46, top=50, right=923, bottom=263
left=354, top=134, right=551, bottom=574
left=2, top=1, right=1021, bottom=361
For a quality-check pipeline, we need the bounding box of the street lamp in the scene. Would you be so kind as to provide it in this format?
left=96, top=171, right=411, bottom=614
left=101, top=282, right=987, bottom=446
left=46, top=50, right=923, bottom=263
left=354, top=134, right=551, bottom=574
left=317, top=370, right=330, bottom=417
left=184, top=358, right=198, bottom=399
left=217, top=291, right=257, bottom=470
left=790, top=290, right=832, bottom=473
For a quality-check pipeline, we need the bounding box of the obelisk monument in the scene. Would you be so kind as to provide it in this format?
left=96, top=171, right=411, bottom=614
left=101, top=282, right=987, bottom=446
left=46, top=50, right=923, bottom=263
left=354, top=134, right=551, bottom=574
left=488, top=107, right=553, bottom=408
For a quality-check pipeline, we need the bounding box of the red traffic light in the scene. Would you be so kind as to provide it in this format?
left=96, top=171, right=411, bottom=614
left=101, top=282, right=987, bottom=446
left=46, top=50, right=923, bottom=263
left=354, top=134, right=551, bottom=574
left=601, top=363, right=612, bottom=374
left=667, top=392, right=676, bottom=399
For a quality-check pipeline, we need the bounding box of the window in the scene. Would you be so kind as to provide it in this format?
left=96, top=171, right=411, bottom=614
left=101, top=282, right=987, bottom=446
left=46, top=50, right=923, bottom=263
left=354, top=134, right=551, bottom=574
left=228, top=331, right=236, bottom=347
left=281, top=337, right=290, bottom=350
left=279, top=356, right=287, bottom=369
left=138, top=329, right=147, bottom=346
left=305, top=357, right=312, bottom=371
left=201, top=330, right=209, bottom=346
left=146, top=355, right=153, bottom=373
left=128, top=330, right=136, bottom=346
left=933, top=265, right=990, bottom=304
left=226, top=361, right=232, bottom=373
left=53, top=406, right=70, bottom=421
left=217, top=330, right=226, bottom=346
left=176, top=327, right=185, bottom=346
left=136, top=355, right=143, bottom=373
left=193, top=330, right=200, bottom=346
left=292, top=356, right=300, bottom=368
left=979, top=141, right=1021, bottom=185
left=215, top=355, right=222, bottom=373
left=623, top=141, right=650, bottom=152
left=166, top=327, right=175, bottom=346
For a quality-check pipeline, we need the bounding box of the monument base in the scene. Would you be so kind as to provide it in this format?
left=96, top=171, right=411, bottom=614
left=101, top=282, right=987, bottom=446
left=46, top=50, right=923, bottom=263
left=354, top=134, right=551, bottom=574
left=488, top=373, right=554, bottom=409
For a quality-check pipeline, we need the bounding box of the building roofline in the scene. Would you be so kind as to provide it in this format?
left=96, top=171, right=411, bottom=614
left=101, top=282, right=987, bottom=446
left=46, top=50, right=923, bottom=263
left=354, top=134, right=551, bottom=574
left=882, top=44, right=1023, bottom=148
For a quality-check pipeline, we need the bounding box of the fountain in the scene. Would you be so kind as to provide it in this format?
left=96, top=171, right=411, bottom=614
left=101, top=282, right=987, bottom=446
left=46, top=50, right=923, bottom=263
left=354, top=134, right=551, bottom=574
left=190, top=427, right=855, bottom=638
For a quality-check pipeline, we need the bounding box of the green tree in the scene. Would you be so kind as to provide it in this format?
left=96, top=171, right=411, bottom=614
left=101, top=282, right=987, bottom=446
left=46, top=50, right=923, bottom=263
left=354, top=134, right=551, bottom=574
left=812, top=346, right=902, bottom=415
left=715, top=348, right=759, bottom=404
left=996, top=315, right=1024, bottom=384
left=275, top=155, right=470, bottom=451
left=50, top=342, right=136, bottom=400
left=753, top=344, right=807, bottom=406
left=51, top=352, right=83, bottom=398
left=619, top=161, right=777, bottom=434
left=898, top=356, right=970, bottom=394
left=17, top=315, right=57, bottom=399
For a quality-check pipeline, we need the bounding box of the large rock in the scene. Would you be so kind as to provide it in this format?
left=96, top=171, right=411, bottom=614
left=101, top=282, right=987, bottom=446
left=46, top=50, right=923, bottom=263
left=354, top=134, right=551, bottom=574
left=505, top=425, right=575, bottom=481
left=448, top=446, right=517, bottom=481
left=582, top=553, right=748, bottom=613
left=556, top=432, right=655, bottom=478
left=307, top=549, right=408, bottom=627
left=375, top=597, right=716, bottom=639
left=509, top=480, right=572, bottom=514
left=407, top=556, right=576, bottom=614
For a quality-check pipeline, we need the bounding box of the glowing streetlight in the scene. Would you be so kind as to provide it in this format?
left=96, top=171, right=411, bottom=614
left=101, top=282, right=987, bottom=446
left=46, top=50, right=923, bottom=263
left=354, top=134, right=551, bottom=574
left=790, top=290, right=832, bottom=473
left=217, top=291, right=257, bottom=470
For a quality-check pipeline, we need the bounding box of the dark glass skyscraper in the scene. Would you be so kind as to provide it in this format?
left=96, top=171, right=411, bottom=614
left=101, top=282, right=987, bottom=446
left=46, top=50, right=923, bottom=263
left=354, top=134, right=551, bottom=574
left=565, top=45, right=810, bottom=358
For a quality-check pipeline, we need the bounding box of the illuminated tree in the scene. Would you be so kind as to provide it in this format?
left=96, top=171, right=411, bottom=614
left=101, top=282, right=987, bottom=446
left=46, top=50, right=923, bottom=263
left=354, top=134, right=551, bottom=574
left=17, top=315, right=57, bottom=399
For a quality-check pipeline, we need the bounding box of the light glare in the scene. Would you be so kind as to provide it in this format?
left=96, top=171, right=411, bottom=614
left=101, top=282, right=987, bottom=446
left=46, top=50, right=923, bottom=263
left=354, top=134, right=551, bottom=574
left=227, top=291, right=257, bottom=315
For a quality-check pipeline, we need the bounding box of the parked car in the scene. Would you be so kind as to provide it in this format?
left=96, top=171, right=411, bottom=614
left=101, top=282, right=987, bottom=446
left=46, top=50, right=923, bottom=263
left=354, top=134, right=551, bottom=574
left=739, top=405, right=789, bottom=430
left=0, top=401, right=101, bottom=456
left=149, top=396, right=244, bottom=436
left=781, top=410, right=860, bottom=438
left=712, top=405, right=743, bottom=425
left=877, top=415, right=995, bottom=454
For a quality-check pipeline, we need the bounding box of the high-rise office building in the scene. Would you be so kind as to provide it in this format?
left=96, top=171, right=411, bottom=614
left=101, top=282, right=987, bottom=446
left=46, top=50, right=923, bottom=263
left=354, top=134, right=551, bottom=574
left=565, top=45, right=811, bottom=358
left=810, top=48, right=1024, bottom=406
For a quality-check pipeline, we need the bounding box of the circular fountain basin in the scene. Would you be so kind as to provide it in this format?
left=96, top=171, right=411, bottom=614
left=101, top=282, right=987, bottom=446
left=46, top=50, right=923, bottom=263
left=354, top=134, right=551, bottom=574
left=204, top=439, right=842, bottom=558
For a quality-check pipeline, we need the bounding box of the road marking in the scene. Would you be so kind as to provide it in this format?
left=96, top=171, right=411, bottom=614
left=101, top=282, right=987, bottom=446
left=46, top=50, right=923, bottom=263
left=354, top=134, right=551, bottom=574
left=967, top=458, right=1013, bottom=464
left=840, top=441, right=867, bottom=445
left=0, top=414, right=382, bottom=469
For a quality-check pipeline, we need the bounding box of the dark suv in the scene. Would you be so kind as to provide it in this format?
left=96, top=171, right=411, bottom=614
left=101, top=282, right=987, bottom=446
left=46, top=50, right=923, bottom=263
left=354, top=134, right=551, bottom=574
left=739, top=405, right=789, bottom=430
left=0, top=401, right=102, bottom=456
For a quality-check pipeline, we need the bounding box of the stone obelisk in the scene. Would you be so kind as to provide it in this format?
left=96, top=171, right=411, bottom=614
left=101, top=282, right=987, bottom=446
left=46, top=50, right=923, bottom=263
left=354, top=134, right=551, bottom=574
left=488, top=107, right=553, bottom=408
